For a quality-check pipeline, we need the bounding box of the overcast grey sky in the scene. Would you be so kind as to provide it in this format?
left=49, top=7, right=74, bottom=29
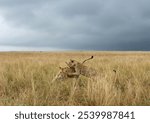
left=0, top=0, right=150, bottom=51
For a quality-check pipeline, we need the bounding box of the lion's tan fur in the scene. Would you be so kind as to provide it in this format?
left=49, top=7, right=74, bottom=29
left=52, top=56, right=96, bottom=82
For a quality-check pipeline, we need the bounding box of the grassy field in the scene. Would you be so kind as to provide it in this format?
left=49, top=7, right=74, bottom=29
left=0, top=51, right=150, bottom=106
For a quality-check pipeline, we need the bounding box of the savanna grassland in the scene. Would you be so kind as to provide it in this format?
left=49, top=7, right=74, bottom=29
left=0, top=51, right=150, bottom=106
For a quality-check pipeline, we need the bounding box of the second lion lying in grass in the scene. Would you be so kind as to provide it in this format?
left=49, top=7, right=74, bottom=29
left=52, top=56, right=97, bottom=82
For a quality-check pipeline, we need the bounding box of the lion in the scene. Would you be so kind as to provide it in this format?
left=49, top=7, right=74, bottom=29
left=52, top=66, right=79, bottom=82
left=52, top=56, right=96, bottom=82
left=65, top=56, right=97, bottom=78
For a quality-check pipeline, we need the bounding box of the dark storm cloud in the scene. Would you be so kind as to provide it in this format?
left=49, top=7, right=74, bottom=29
left=0, top=0, right=150, bottom=50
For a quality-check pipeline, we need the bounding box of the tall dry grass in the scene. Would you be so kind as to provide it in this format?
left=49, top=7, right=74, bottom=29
left=0, top=51, right=150, bottom=106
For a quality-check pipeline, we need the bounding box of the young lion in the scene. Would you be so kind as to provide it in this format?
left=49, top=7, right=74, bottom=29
left=52, top=56, right=96, bottom=82
left=52, top=66, right=79, bottom=82
left=65, top=56, right=97, bottom=77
